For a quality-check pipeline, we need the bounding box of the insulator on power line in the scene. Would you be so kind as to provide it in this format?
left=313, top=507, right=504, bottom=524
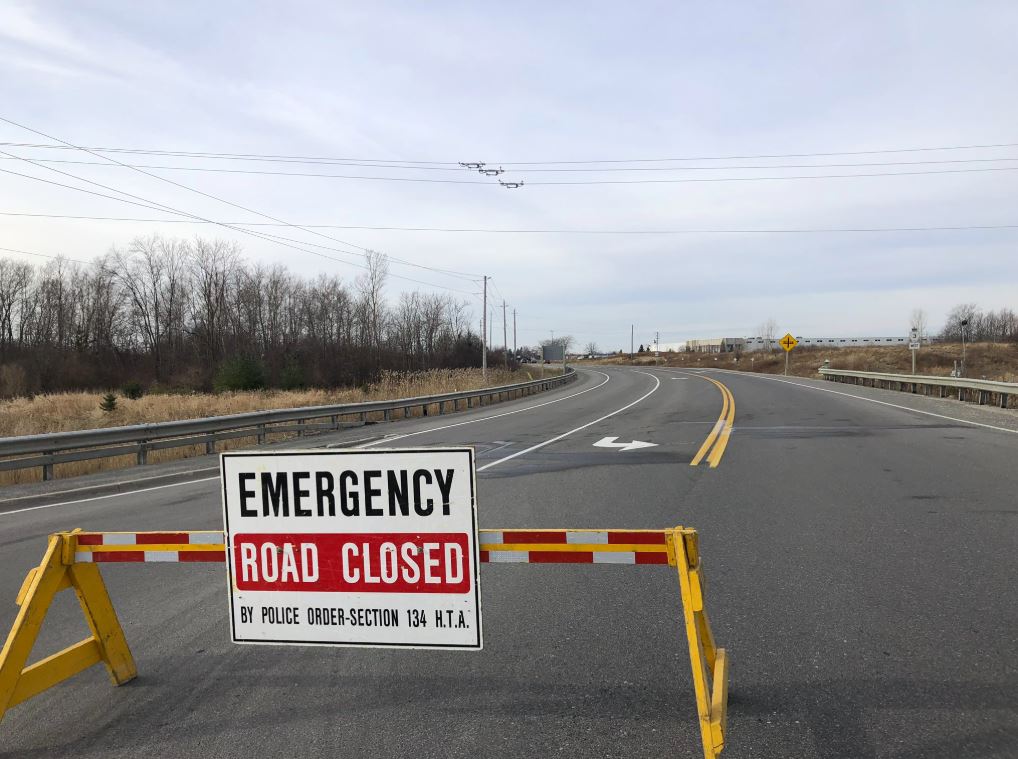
left=499, top=180, right=524, bottom=188
left=479, top=167, right=505, bottom=176
left=459, top=161, right=486, bottom=169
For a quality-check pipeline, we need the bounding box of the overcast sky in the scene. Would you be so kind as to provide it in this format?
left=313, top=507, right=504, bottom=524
left=2, top=1, right=1017, bottom=350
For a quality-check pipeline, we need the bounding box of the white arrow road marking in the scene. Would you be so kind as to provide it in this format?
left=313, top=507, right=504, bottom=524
left=593, top=436, right=658, bottom=452
left=478, top=370, right=661, bottom=471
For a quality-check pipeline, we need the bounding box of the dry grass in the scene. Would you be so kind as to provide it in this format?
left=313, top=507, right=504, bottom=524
left=588, top=343, right=1018, bottom=382
left=0, top=367, right=551, bottom=486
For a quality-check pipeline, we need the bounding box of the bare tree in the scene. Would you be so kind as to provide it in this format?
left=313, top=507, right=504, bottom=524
left=189, top=238, right=240, bottom=384
left=910, top=308, right=928, bottom=342
left=356, top=250, right=388, bottom=356
left=583, top=341, right=599, bottom=355
left=758, top=318, right=777, bottom=348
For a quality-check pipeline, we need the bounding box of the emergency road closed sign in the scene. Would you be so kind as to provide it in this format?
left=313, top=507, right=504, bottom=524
left=220, top=448, right=481, bottom=649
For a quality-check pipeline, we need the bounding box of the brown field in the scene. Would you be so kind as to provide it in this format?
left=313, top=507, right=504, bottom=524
left=588, top=342, right=1018, bottom=382
left=0, top=367, right=556, bottom=486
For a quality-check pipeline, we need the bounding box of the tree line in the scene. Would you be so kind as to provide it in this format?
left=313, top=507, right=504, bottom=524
left=938, top=304, right=1018, bottom=343
left=0, top=236, right=484, bottom=397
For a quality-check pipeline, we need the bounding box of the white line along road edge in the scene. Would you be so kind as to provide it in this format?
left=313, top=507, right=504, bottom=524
left=356, top=371, right=612, bottom=449
left=478, top=370, right=661, bottom=471
left=699, top=368, right=1018, bottom=436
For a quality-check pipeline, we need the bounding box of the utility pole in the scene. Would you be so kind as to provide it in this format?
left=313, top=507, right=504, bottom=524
left=481, top=275, right=488, bottom=381
left=655, top=331, right=660, bottom=366
left=513, top=308, right=517, bottom=360
left=630, top=324, right=634, bottom=362
left=502, top=300, right=508, bottom=370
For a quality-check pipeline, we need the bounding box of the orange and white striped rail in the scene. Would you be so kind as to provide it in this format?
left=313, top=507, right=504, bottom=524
left=71, top=529, right=672, bottom=566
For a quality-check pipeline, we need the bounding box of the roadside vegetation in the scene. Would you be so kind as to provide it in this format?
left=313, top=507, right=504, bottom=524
left=593, top=342, right=1018, bottom=383
left=0, top=366, right=558, bottom=486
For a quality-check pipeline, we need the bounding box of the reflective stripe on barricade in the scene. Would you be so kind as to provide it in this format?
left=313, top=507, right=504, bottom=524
left=74, top=532, right=225, bottom=563
left=71, top=530, right=671, bottom=566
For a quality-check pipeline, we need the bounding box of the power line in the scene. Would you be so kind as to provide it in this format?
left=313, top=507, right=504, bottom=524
left=4, top=154, right=1018, bottom=174
left=4, top=138, right=1018, bottom=165
left=0, top=116, right=481, bottom=281
left=0, top=245, right=92, bottom=266
left=2, top=154, right=1018, bottom=184
left=524, top=167, right=1018, bottom=185
left=3, top=211, right=1017, bottom=235
left=0, top=165, right=478, bottom=294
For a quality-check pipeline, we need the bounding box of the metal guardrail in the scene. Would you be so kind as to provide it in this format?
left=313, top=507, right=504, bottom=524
left=818, top=368, right=1015, bottom=409
left=0, top=369, right=577, bottom=481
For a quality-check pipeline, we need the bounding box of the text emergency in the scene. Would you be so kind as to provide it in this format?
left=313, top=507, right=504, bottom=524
left=234, top=533, right=471, bottom=594
left=236, top=468, right=456, bottom=519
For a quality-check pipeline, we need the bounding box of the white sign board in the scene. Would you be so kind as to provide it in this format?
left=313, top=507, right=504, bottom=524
left=221, top=448, right=481, bottom=650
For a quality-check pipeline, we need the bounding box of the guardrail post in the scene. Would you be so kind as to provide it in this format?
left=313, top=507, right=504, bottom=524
left=404, top=406, right=411, bottom=419
left=297, top=419, right=305, bottom=438
left=978, top=390, right=987, bottom=405
left=257, top=424, right=266, bottom=444
left=383, top=409, right=391, bottom=422
left=438, top=401, right=444, bottom=415
left=205, top=437, right=215, bottom=455
left=1001, top=393, right=1009, bottom=409
left=357, top=413, right=364, bottom=425
left=137, top=442, right=148, bottom=466
left=42, top=455, right=53, bottom=482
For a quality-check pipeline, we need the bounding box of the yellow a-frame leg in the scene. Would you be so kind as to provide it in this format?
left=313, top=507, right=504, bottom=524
left=668, top=527, right=729, bottom=759
left=0, top=532, right=136, bottom=724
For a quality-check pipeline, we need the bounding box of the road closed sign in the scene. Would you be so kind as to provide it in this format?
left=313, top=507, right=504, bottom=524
left=220, top=448, right=481, bottom=649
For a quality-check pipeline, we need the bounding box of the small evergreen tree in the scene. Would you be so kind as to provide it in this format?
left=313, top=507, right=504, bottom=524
left=99, top=392, right=118, bottom=413
left=122, top=381, right=144, bottom=400
left=214, top=357, right=266, bottom=392
left=280, top=360, right=307, bottom=390
left=638, top=344, right=645, bottom=353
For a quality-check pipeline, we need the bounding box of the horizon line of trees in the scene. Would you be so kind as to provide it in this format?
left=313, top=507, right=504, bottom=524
left=937, top=303, right=1018, bottom=343
left=0, top=235, right=488, bottom=397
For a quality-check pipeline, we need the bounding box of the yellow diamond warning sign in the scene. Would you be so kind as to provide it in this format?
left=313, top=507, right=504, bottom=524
left=779, top=333, right=798, bottom=352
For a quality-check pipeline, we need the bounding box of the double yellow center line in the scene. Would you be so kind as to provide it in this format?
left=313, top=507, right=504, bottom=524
left=689, top=375, right=735, bottom=468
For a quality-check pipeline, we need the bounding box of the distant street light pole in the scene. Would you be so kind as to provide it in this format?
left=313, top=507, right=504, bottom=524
left=513, top=308, right=517, bottom=361
left=630, top=324, right=634, bottom=362
left=502, top=300, right=509, bottom=370
left=481, top=275, right=488, bottom=381
left=961, top=318, right=969, bottom=376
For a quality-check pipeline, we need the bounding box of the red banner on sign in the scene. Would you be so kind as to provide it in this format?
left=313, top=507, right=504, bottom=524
left=232, top=532, right=471, bottom=594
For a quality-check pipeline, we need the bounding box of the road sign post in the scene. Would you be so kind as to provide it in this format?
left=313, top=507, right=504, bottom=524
left=779, top=332, right=798, bottom=376
left=221, top=448, right=482, bottom=649
left=909, top=327, right=920, bottom=374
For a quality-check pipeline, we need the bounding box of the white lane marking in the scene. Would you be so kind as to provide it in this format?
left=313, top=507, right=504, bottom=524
left=478, top=370, right=662, bottom=471
left=592, top=436, right=658, bottom=451
left=670, top=377, right=689, bottom=380
left=356, top=371, right=612, bottom=448
left=0, top=476, right=221, bottom=517
left=701, top=369, right=1018, bottom=436
left=0, top=371, right=613, bottom=518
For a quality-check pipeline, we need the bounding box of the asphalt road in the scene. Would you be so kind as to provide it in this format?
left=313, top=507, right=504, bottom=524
left=1, top=365, right=1016, bottom=758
